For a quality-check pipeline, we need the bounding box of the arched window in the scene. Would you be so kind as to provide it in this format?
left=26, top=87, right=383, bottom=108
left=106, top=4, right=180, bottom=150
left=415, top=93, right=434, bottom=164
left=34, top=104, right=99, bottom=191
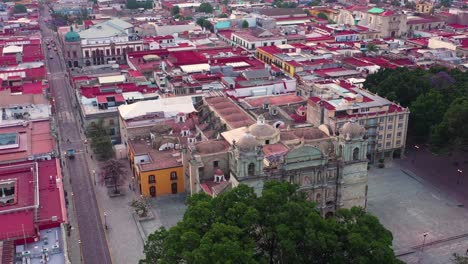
left=353, top=147, right=360, bottom=161
left=317, top=171, right=322, bottom=183
left=316, top=193, right=322, bottom=204
left=248, top=163, right=255, bottom=176
left=148, top=175, right=155, bottom=184
left=338, top=145, right=343, bottom=157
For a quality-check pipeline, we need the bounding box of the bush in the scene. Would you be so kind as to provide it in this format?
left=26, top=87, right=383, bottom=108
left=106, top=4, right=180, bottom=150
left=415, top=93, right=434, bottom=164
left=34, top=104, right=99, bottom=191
left=378, top=158, right=385, bottom=163
left=378, top=163, right=385, bottom=168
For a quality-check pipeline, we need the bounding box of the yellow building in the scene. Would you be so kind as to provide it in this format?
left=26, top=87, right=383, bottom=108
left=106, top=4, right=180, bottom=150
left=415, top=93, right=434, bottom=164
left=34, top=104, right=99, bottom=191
left=416, top=2, right=434, bottom=14
left=256, top=45, right=311, bottom=77
left=128, top=138, right=185, bottom=197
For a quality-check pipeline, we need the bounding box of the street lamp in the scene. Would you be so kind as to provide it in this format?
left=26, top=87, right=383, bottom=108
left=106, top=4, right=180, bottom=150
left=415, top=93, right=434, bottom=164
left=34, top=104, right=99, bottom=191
left=457, top=169, right=463, bottom=185
left=78, top=239, right=83, bottom=261
left=104, top=212, right=108, bottom=230
left=412, top=145, right=420, bottom=164
left=418, top=232, right=429, bottom=264
left=92, top=170, right=96, bottom=186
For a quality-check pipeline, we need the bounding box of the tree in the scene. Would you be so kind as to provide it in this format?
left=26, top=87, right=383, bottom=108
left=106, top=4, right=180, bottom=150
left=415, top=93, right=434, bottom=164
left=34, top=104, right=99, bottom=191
left=317, top=12, right=328, bottom=20
left=307, top=0, right=321, bottom=6
left=242, top=20, right=249, bottom=28
left=440, top=0, right=452, bottom=7
left=140, top=182, right=401, bottom=264
left=171, top=5, right=179, bottom=16
left=431, top=96, right=468, bottom=151
left=131, top=196, right=150, bottom=217
left=367, top=43, right=379, bottom=52
left=452, top=253, right=468, bottom=264
left=126, top=0, right=138, bottom=9
left=101, top=159, right=128, bottom=194
left=197, top=2, right=213, bottom=13
left=410, top=90, right=447, bottom=143
left=196, top=17, right=213, bottom=31
left=364, top=67, right=468, bottom=151
left=218, top=13, right=228, bottom=18
left=13, top=4, right=27, bottom=13
left=126, top=0, right=152, bottom=9
left=86, top=120, right=114, bottom=161
left=405, top=1, right=416, bottom=8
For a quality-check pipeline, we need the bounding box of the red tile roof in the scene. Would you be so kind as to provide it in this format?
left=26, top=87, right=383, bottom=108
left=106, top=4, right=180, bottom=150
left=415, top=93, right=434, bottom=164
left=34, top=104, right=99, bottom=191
left=79, top=83, right=156, bottom=98
left=244, top=94, right=304, bottom=107
left=343, top=57, right=375, bottom=67
left=448, top=23, right=468, bottom=29
left=0, top=159, right=65, bottom=242
left=206, top=97, right=255, bottom=129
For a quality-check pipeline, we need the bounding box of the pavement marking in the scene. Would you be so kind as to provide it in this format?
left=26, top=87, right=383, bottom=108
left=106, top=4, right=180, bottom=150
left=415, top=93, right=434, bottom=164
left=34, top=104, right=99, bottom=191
left=432, top=194, right=441, bottom=200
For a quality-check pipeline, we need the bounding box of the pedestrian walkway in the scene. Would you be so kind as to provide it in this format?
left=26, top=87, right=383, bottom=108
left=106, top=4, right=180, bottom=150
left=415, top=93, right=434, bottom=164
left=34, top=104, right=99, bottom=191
left=61, top=157, right=83, bottom=264
left=83, top=151, right=145, bottom=264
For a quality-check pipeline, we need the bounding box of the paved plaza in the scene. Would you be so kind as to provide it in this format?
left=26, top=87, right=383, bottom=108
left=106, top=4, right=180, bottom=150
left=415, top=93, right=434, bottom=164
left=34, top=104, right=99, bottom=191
left=140, top=194, right=188, bottom=237
left=367, top=162, right=468, bottom=263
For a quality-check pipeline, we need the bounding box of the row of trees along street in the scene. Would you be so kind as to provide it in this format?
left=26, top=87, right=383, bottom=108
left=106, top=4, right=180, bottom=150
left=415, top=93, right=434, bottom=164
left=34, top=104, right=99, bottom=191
left=86, top=120, right=128, bottom=196
left=140, top=181, right=404, bottom=264
left=364, top=67, right=468, bottom=153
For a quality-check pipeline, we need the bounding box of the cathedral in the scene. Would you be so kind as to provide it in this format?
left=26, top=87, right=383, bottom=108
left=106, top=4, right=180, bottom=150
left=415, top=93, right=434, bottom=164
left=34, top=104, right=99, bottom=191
left=183, top=114, right=369, bottom=217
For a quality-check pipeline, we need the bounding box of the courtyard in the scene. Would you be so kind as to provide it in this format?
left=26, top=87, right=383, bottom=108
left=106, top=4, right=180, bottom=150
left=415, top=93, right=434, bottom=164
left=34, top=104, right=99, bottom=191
left=367, top=162, right=468, bottom=263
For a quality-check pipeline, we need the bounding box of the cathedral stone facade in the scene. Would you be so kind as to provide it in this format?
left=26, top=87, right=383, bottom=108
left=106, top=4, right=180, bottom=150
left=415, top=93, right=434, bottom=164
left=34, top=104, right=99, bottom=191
left=183, top=116, right=368, bottom=217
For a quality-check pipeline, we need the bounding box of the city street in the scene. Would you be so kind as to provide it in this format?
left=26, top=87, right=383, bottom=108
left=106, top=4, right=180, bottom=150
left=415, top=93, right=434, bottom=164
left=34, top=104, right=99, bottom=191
left=40, top=5, right=112, bottom=264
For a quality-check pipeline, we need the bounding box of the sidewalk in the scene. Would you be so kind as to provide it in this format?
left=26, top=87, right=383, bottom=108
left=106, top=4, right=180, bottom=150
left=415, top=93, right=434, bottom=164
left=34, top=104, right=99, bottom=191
left=61, top=157, right=83, bottom=264
left=84, top=151, right=145, bottom=264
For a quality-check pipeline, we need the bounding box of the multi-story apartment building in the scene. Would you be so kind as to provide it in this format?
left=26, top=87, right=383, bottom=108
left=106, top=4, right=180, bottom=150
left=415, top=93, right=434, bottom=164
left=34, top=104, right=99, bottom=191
left=335, top=7, right=407, bottom=38
left=306, top=80, right=409, bottom=162
left=62, top=18, right=144, bottom=68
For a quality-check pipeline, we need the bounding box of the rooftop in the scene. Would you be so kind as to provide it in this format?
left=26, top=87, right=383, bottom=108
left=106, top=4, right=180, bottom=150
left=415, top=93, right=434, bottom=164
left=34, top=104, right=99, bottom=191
left=0, top=120, right=54, bottom=163
left=78, top=18, right=133, bottom=39
left=242, top=94, right=304, bottom=108
left=205, top=97, right=255, bottom=130
left=0, top=159, right=65, bottom=241
left=119, top=96, right=196, bottom=121
left=129, top=140, right=182, bottom=172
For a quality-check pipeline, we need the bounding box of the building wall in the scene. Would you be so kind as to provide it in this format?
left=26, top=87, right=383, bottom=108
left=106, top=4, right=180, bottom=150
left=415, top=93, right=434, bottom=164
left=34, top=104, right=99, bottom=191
left=336, top=10, right=407, bottom=38
left=226, top=78, right=296, bottom=98
left=340, top=162, right=367, bottom=208
left=428, top=37, right=458, bottom=51
left=307, top=100, right=410, bottom=161
left=416, top=3, right=433, bottom=14
left=82, top=41, right=143, bottom=66
left=140, top=166, right=184, bottom=197
left=231, top=34, right=287, bottom=50
left=155, top=24, right=197, bottom=36
left=63, top=42, right=83, bottom=68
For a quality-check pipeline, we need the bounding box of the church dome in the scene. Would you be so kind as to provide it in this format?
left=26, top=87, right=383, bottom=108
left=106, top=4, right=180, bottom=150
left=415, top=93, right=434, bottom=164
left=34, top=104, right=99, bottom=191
left=248, top=115, right=278, bottom=138
left=237, top=132, right=258, bottom=152
left=340, top=121, right=365, bottom=139
left=64, top=28, right=80, bottom=42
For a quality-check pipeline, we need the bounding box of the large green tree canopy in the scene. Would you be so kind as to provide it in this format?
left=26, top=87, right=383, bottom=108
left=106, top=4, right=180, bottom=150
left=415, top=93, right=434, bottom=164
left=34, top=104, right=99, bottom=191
left=364, top=67, right=468, bottom=151
left=140, top=182, right=401, bottom=264
left=197, top=3, right=213, bottom=13
left=13, top=4, right=27, bottom=13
